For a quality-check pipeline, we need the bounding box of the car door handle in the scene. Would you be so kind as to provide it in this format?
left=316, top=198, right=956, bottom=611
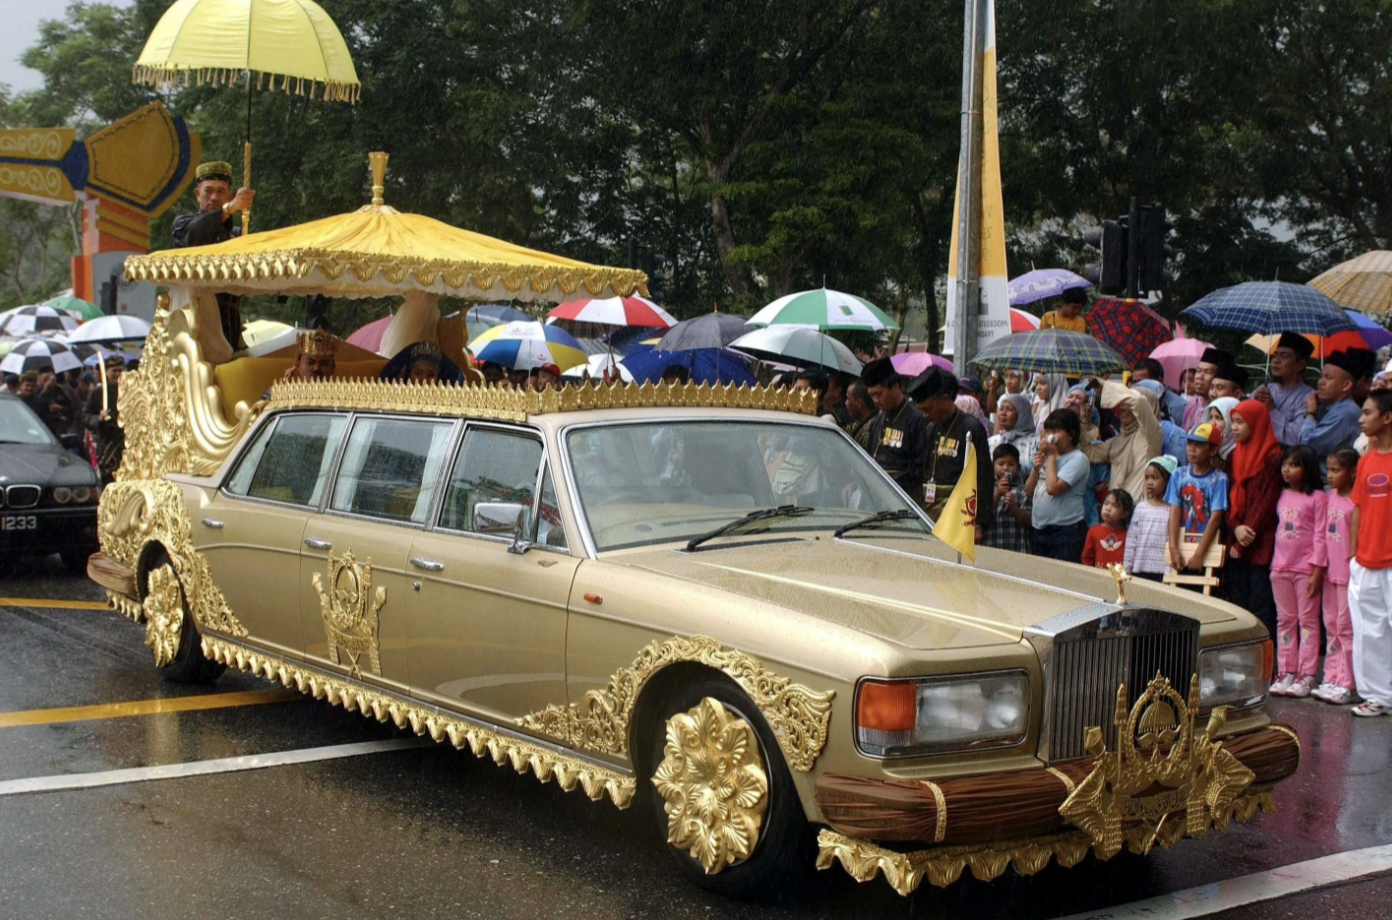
left=409, top=556, right=444, bottom=572
left=303, top=537, right=332, bottom=550
left=200, top=518, right=224, bottom=529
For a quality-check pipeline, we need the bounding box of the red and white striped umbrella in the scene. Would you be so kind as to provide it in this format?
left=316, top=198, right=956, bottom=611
left=547, top=295, right=677, bottom=328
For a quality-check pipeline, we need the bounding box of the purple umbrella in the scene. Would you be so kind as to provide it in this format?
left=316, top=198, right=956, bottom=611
left=1007, top=269, right=1091, bottom=306
left=891, top=352, right=953, bottom=376
left=1345, top=309, right=1392, bottom=351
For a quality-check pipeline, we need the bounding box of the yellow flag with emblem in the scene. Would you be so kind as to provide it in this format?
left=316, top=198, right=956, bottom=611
left=933, top=439, right=979, bottom=562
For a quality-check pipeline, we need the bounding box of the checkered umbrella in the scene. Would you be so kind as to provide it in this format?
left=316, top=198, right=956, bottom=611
left=1181, top=281, right=1355, bottom=336
left=1088, top=297, right=1172, bottom=366
left=0, top=305, right=80, bottom=336
left=968, top=328, right=1128, bottom=377
left=1307, top=250, right=1392, bottom=316
left=0, top=337, right=83, bottom=374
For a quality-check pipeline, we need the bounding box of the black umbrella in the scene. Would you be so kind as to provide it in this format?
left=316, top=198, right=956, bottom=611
left=654, top=313, right=751, bottom=351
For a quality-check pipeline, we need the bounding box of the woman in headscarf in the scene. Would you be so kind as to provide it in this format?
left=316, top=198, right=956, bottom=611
left=1133, top=378, right=1188, bottom=464
left=1030, top=373, right=1067, bottom=433
left=1205, top=396, right=1240, bottom=466
left=379, top=341, right=467, bottom=384
left=954, top=394, right=989, bottom=429
left=1223, top=398, right=1283, bottom=636
left=988, top=392, right=1037, bottom=472
left=1080, top=380, right=1163, bottom=502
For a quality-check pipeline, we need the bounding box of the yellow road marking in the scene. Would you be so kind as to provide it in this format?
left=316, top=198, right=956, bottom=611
left=0, top=689, right=301, bottom=728
left=0, top=597, right=111, bottom=610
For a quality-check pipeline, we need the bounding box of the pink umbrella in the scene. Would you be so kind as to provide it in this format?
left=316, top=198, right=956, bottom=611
left=891, top=352, right=953, bottom=376
left=1150, top=334, right=1213, bottom=392
left=346, top=314, right=393, bottom=353
left=547, top=295, right=677, bottom=328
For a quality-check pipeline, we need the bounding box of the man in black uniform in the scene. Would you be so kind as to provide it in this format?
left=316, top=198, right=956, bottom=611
left=909, top=367, right=993, bottom=535
left=83, top=355, right=125, bottom=484
left=171, top=160, right=255, bottom=350
left=862, top=357, right=927, bottom=502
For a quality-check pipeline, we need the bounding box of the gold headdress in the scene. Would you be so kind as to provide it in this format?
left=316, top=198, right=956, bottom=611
left=296, top=328, right=337, bottom=357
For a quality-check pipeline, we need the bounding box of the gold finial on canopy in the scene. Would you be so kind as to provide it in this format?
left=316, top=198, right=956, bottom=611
left=369, top=151, right=388, bottom=206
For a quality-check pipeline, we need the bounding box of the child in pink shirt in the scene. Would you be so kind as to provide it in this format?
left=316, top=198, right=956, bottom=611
left=1269, top=445, right=1326, bottom=698
left=1313, top=448, right=1359, bottom=704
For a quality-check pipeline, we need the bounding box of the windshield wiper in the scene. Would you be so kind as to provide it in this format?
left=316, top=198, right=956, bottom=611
left=832, top=509, right=921, bottom=538
left=685, top=505, right=815, bottom=552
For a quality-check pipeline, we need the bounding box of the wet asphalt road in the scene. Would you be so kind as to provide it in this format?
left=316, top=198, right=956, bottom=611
left=1, top=561, right=1390, bottom=920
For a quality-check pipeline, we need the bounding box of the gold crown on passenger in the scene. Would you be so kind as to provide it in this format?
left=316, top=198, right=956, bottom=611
left=296, top=328, right=337, bottom=357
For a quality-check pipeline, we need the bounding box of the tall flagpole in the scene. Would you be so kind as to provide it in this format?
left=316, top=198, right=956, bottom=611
left=952, top=0, right=986, bottom=375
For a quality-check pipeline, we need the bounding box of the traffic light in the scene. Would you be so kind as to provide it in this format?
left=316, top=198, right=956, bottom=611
left=639, top=249, right=667, bottom=303
left=1082, top=219, right=1126, bottom=295
left=1081, top=199, right=1170, bottom=297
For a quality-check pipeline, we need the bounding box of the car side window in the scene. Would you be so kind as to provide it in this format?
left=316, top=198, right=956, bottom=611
left=330, top=417, right=454, bottom=524
left=225, top=413, right=347, bottom=507
left=533, top=466, right=568, bottom=551
left=439, top=430, right=543, bottom=534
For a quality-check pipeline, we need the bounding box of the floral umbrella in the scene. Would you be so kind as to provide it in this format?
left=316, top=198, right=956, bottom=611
left=1007, top=268, right=1090, bottom=306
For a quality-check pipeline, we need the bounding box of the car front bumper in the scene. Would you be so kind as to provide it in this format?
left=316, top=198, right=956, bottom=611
left=0, top=506, right=99, bottom=556
left=814, top=722, right=1300, bottom=894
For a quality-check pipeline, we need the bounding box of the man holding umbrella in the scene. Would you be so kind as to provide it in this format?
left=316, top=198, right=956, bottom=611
left=172, top=161, right=256, bottom=351
left=84, top=355, right=125, bottom=484
left=1253, top=333, right=1315, bottom=446
left=863, top=358, right=927, bottom=502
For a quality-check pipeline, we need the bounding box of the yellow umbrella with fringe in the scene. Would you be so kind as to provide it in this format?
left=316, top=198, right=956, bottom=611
left=133, top=0, right=361, bottom=233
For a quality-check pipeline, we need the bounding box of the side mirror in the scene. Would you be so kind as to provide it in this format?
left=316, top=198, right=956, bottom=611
left=60, top=433, right=82, bottom=454
left=474, top=501, right=532, bottom=555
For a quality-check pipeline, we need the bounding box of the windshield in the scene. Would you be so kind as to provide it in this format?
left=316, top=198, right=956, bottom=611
left=0, top=398, right=55, bottom=446
left=565, top=420, right=929, bottom=552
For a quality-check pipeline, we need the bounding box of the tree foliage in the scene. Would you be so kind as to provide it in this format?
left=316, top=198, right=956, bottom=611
left=2, top=0, right=1388, bottom=336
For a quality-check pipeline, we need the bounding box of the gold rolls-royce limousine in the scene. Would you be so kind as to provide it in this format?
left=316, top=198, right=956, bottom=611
left=91, top=351, right=1298, bottom=899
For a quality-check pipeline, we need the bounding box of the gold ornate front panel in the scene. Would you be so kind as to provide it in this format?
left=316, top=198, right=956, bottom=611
left=519, top=635, right=835, bottom=773
left=1059, top=672, right=1258, bottom=859
left=98, top=478, right=246, bottom=638
left=312, top=551, right=385, bottom=679
left=141, top=564, right=184, bottom=667
left=654, top=697, right=769, bottom=874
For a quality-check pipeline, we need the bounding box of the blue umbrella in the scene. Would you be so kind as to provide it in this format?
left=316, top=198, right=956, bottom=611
left=621, top=344, right=757, bottom=386
left=1181, top=281, right=1355, bottom=336
left=1007, top=269, right=1090, bottom=306
left=1344, top=309, right=1392, bottom=351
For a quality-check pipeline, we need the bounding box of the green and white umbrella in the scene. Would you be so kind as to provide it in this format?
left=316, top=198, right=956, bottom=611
left=747, top=288, right=898, bottom=332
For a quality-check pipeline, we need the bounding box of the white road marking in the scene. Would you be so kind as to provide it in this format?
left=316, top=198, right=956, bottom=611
left=0, top=738, right=429, bottom=796
left=1055, top=844, right=1392, bottom=920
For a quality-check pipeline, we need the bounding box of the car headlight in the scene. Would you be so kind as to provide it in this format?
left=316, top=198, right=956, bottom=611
left=52, top=487, right=72, bottom=504
left=855, top=671, right=1030, bottom=757
left=1198, top=640, right=1270, bottom=711
left=72, top=487, right=91, bottom=503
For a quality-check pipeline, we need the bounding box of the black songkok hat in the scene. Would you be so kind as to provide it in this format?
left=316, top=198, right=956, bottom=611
left=1325, top=350, right=1360, bottom=378
left=1346, top=347, right=1377, bottom=379
left=1200, top=347, right=1233, bottom=366
left=1212, top=363, right=1249, bottom=388
left=861, top=357, right=899, bottom=388
left=907, top=367, right=958, bottom=402
left=1275, top=332, right=1315, bottom=361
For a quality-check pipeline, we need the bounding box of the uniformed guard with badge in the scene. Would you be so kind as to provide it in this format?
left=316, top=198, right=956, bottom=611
left=172, top=160, right=256, bottom=351
left=862, top=357, right=927, bottom=502
left=908, top=366, right=994, bottom=533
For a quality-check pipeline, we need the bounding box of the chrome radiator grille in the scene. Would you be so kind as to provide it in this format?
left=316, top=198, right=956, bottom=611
left=1026, top=605, right=1200, bottom=763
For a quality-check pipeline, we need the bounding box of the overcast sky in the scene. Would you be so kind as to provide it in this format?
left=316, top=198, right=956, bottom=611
left=0, top=0, right=133, bottom=94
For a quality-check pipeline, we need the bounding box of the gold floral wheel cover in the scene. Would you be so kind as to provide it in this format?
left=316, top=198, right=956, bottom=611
left=142, top=564, right=184, bottom=667
left=653, top=697, right=769, bottom=875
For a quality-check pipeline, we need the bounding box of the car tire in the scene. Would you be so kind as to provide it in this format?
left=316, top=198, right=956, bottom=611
left=60, top=546, right=96, bottom=575
left=145, top=551, right=225, bottom=685
left=638, top=675, right=816, bottom=901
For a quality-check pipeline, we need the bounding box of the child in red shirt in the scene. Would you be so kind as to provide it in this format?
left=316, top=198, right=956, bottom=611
left=1082, top=488, right=1133, bottom=567
left=1350, top=391, right=1392, bottom=716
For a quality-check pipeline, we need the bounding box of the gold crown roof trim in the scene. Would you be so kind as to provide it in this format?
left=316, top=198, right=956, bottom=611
left=123, top=250, right=650, bottom=299
left=265, top=378, right=820, bottom=420
left=131, top=65, right=361, bottom=102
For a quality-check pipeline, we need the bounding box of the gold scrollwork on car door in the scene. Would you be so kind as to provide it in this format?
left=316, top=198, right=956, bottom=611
left=312, top=550, right=385, bottom=678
